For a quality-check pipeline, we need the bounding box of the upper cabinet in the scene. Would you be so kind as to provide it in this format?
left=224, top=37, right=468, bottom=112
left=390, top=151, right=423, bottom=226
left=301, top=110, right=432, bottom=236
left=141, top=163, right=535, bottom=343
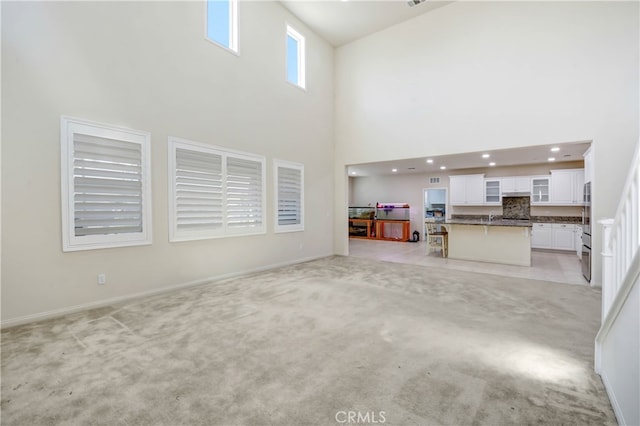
left=550, top=169, right=584, bottom=205
left=501, top=176, right=531, bottom=193
left=450, top=174, right=485, bottom=205
left=484, top=179, right=501, bottom=205
left=584, top=147, right=593, bottom=183
left=531, top=176, right=551, bottom=204
left=451, top=170, right=585, bottom=207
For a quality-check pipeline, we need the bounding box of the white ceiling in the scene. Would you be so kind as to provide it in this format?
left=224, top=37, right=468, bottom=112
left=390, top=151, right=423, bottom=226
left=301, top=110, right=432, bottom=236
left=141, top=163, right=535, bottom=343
left=281, top=0, right=452, bottom=47
left=348, top=142, right=591, bottom=177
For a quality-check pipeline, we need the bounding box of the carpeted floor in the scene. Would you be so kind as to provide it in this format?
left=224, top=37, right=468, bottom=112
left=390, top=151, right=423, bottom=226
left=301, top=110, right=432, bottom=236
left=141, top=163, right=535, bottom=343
left=1, top=256, right=615, bottom=425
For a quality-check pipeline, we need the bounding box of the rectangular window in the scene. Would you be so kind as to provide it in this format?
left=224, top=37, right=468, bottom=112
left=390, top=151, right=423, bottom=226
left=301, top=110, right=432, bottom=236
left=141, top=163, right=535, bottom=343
left=61, top=117, right=152, bottom=252
left=206, top=0, right=238, bottom=52
left=274, top=160, right=304, bottom=233
left=286, top=25, right=305, bottom=89
left=169, top=137, right=266, bottom=241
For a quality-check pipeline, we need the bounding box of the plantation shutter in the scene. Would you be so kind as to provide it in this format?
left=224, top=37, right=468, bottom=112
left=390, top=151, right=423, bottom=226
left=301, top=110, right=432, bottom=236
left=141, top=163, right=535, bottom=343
left=175, top=148, right=223, bottom=233
left=226, top=156, right=263, bottom=229
left=73, top=134, right=143, bottom=237
left=277, top=166, right=302, bottom=226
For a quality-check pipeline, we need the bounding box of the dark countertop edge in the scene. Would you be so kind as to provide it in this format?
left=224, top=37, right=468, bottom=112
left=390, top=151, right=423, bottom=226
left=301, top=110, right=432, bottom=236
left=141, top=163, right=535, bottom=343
left=531, top=220, right=581, bottom=224
left=444, top=220, right=533, bottom=227
left=449, top=215, right=582, bottom=225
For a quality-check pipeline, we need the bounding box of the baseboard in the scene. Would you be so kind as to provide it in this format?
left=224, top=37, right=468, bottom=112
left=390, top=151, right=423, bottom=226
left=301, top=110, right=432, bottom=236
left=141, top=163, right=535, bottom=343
left=600, top=371, right=627, bottom=426
left=1, top=253, right=333, bottom=329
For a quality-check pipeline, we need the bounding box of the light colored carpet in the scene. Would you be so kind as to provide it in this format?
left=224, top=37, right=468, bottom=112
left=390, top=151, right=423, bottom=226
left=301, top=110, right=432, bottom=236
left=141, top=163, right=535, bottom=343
left=1, top=256, right=615, bottom=425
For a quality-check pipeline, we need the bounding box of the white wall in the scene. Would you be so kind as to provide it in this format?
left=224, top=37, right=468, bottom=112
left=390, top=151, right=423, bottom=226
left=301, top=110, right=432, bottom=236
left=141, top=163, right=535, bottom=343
left=351, top=174, right=440, bottom=235
left=334, top=1, right=639, bottom=289
left=1, top=1, right=335, bottom=325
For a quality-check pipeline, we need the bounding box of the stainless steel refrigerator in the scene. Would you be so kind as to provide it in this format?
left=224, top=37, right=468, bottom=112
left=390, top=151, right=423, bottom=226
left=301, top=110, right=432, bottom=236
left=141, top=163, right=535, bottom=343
left=582, top=182, right=591, bottom=282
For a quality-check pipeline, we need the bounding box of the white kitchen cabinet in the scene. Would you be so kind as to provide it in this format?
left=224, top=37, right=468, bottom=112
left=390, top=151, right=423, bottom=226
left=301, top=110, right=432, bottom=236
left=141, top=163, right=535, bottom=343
left=551, top=223, right=575, bottom=251
left=584, top=147, right=593, bottom=183
left=531, top=223, right=552, bottom=249
left=532, top=222, right=577, bottom=251
left=501, top=176, right=531, bottom=193
left=531, top=177, right=550, bottom=204
left=550, top=171, right=573, bottom=204
left=575, top=171, right=585, bottom=204
left=450, top=174, right=484, bottom=205
left=550, top=169, right=585, bottom=205
left=449, top=176, right=466, bottom=205
left=466, top=176, right=485, bottom=205
left=484, top=179, right=501, bottom=204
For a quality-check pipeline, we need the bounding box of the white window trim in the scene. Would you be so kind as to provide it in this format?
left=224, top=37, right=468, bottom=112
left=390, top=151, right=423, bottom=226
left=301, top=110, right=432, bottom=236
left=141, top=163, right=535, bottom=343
left=274, top=159, right=304, bottom=233
left=60, top=116, right=152, bottom=252
left=286, top=24, right=306, bottom=89
left=168, top=137, right=266, bottom=242
left=204, top=0, right=239, bottom=55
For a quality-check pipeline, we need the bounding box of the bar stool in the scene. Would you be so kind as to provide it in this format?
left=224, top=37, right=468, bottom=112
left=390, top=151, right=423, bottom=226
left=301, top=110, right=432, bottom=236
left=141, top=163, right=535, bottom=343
left=426, top=220, right=448, bottom=257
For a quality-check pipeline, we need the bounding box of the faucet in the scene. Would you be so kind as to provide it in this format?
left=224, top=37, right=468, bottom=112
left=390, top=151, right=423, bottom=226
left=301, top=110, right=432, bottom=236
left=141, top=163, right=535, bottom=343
left=488, top=211, right=495, bottom=222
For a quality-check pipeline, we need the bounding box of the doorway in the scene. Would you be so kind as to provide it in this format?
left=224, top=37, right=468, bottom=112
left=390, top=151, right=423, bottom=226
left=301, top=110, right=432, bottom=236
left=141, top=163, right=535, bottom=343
left=423, top=188, right=448, bottom=237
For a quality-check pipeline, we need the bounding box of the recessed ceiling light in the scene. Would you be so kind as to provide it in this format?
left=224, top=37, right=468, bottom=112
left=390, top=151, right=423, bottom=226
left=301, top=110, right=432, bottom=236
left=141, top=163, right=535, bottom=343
left=548, top=157, right=556, bottom=162
left=440, top=166, right=446, bottom=170
left=392, top=168, right=398, bottom=172
left=489, top=162, right=496, bottom=166
left=426, top=159, right=433, bottom=164
left=551, top=147, right=560, bottom=152
left=351, top=171, right=357, bottom=175
left=482, top=153, right=490, bottom=159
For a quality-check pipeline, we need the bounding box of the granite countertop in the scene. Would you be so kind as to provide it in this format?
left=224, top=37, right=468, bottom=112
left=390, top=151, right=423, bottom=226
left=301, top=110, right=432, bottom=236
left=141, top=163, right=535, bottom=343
left=445, top=215, right=582, bottom=225
left=531, top=216, right=582, bottom=224
left=444, top=218, right=533, bottom=227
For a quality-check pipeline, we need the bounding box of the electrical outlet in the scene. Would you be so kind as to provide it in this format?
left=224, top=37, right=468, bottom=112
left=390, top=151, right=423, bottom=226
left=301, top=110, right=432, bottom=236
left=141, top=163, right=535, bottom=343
left=97, top=274, right=106, bottom=285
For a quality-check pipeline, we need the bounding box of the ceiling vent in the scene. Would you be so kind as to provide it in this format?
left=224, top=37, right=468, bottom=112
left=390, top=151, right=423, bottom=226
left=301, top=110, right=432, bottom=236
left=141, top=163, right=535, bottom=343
left=408, top=0, right=426, bottom=6
left=429, top=177, right=440, bottom=184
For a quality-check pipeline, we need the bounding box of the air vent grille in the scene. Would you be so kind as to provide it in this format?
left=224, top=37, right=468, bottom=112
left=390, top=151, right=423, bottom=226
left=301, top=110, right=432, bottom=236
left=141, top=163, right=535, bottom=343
left=429, top=177, right=440, bottom=184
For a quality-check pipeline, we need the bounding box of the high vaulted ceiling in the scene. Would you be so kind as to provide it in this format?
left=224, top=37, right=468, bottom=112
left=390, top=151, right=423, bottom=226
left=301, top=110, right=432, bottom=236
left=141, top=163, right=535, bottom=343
left=281, top=0, right=452, bottom=46
left=279, top=2, right=590, bottom=177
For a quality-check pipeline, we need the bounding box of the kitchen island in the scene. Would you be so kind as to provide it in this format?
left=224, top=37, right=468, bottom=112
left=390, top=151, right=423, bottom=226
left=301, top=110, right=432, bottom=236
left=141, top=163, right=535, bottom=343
left=443, top=219, right=532, bottom=266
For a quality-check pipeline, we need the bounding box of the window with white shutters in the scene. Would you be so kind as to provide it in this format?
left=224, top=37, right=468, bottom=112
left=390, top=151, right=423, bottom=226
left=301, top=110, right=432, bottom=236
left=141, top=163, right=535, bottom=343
left=169, top=137, right=266, bottom=241
left=226, top=156, right=263, bottom=231
left=174, top=148, right=223, bottom=236
left=61, top=117, right=152, bottom=252
left=274, top=160, right=304, bottom=233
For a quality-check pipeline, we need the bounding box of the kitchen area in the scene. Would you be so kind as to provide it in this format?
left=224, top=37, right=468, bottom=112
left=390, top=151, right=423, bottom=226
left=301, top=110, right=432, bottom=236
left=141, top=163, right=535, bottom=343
left=347, top=143, right=593, bottom=284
